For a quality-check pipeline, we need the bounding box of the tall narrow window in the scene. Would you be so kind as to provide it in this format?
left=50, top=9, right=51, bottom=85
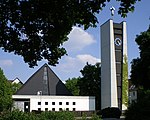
left=43, top=66, right=48, bottom=94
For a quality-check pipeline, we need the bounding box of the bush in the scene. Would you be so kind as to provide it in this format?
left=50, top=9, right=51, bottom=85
left=0, top=110, right=102, bottom=120
left=0, top=109, right=37, bottom=120
left=91, top=114, right=102, bottom=120
left=125, top=90, right=150, bottom=120
left=0, top=110, right=75, bottom=120
left=101, top=107, right=121, bottom=118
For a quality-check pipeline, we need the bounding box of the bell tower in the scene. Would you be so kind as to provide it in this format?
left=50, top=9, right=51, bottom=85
left=101, top=19, right=127, bottom=110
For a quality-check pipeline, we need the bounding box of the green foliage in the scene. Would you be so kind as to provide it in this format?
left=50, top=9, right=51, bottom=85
left=0, top=0, right=140, bottom=67
left=101, top=107, right=121, bottom=119
left=11, top=82, right=22, bottom=94
left=122, top=55, right=128, bottom=106
left=125, top=89, right=150, bottom=120
left=65, top=77, right=80, bottom=96
left=0, top=109, right=37, bottom=120
left=0, top=110, right=75, bottom=120
left=0, top=68, right=12, bottom=112
left=77, top=62, right=101, bottom=110
left=130, top=28, right=150, bottom=89
left=127, top=26, right=150, bottom=120
left=0, top=110, right=103, bottom=120
left=91, top=114, right=102, bottom=120
left=40, top=111, right=75, bottom=120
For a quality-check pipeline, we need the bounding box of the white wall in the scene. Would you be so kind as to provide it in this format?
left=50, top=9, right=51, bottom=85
left=12, top=95, right=95, bottom=112
left=129, top=90, right=137, bottom=104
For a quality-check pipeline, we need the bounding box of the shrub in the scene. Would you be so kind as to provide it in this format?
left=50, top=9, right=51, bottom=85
left=101, top=107, right=121, bottom=118
left=91, top=114, right=102, bottom=120
left=125, top=90, right=150, bottom=120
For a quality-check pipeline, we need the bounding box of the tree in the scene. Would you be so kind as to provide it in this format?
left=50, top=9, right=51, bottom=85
left=65, top=77, right=80, bottom=96
left=125, top=89, right=150, bottom=120
left=130, top=27, right=150, bottom=89
left=77, top=62, right=101, bottom=110
left=0, top=0, right=140, bottom=67
left=11, top=82, right=22, bottom=94
left=122, top=55, right=128, bottom=107
left=0, top=68, right=12, bottom=112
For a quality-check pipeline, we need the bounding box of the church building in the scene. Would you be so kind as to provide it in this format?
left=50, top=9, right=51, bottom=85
left=12, top=64, right=95, bottom=112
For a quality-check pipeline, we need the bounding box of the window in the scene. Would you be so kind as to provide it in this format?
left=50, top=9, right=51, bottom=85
left=73, top=102, right=76, bottom=105
left=52, top=102, right=55, bottom=105
left=45, top=102, right=48, bottom=105
left=66, top=102, right=69, bottom=105
left=38, top=108, right=41, bottom=111
left=45, top=108, right=48, bottom=111
left=38, top=102, right=41, bottom=105
left=133, top=91, right=135, bottom=96
left=52, top=108, right=55, bottom=111
left=59, top=108, right=62, bottom=111
left=59, top=102, right=62, bottom=105
left=66, top=108, right=69, bottom=111
left=73, top=108, right=76, bottom=111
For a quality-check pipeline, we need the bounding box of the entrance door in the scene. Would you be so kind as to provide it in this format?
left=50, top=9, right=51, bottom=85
left=24, top=102, right=30, bottom=112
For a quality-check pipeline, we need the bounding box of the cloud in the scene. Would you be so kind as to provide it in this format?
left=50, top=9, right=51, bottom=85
left=53, top=54, right=100, bottom=80
left=64, top=26, right=96, bottom=51
left=77, top=54, right=100, bottom=65
left=0, top=60, right=13, bottom=66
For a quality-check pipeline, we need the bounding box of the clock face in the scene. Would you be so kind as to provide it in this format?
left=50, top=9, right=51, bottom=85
left=114, top=38, right=122, bottom=46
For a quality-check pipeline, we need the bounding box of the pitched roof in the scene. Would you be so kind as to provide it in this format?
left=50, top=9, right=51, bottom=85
left=15, top=64, right=72, bottom=96
left=8, top=78, right=23, bottom=84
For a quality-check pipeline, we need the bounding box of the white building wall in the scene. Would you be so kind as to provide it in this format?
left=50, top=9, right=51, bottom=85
left=122, top=21, right=128, bottom=58
left=12, top=78, right=21, bottom=84
left=13, top=101, right=24, bottom=112
left=12, top=95, right=95, bottom=112
left=129, top=90, right=137, bottom=104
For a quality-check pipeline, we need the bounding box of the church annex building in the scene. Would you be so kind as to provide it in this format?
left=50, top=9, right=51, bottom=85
left=12, top=64, right=95, bottom=112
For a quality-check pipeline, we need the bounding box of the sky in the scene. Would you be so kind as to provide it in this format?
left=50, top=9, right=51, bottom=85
left=0, top=0, right=150, bottom=83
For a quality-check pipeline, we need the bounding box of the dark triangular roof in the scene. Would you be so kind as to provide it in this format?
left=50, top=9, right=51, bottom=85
left=16, top=64, right=72, bottom=96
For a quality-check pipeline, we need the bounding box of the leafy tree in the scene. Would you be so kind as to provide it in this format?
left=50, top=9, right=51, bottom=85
left=11, top=82, right=22, bottom=94
left=0, top=0, right=140, bottom=67
left=126, top=27, right=150, bottom=119
left=122, top=55, right=128, bottom=106
left=130, top=28, right=150, bottom=89
left=77, top=62, right=101, bottom=110
left=65, top=77, right=80, bottom=96
left=125, top=89, right=150, bottom=120
left=0, top=68, right=12, bottom=112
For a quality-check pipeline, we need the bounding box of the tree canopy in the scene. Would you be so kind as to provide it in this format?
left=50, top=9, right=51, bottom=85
left=130, top=27, right=150, bottom=89
left=0, top=0, right=140, bottom=67
left=0, top=68, right=12, bottom=111
left=65, top=77, right=80, bottom=96
left=77, top=62, right=101, bottom=110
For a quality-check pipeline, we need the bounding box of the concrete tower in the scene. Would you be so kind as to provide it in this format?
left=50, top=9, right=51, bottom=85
left=101, top=19, right=127, bottom=110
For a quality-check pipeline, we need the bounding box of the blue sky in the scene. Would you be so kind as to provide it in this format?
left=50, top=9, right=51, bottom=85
left=0, top=0, right=150, bottom=83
